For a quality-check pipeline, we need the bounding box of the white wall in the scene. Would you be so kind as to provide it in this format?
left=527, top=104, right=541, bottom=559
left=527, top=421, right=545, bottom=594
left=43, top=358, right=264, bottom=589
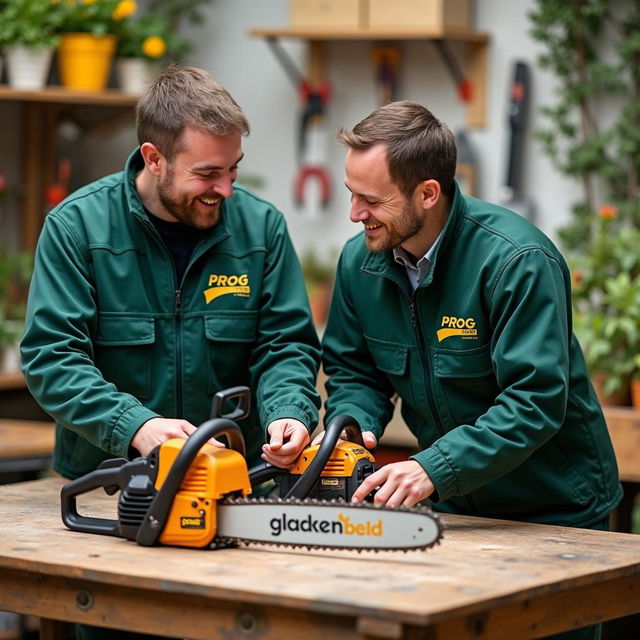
left=0, top=1, right=581, bottom=256
left=183, top=0, right=582, bottom=263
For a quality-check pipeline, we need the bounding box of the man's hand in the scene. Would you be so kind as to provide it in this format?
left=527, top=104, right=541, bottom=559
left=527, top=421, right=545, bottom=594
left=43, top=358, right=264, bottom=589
left=131, top=417, right=225, bottom=457
left=262, top=418, right=310, bottom=468
left=351, top=460, right=435, bottom=507
left=311, top=429, right=378, bottom=449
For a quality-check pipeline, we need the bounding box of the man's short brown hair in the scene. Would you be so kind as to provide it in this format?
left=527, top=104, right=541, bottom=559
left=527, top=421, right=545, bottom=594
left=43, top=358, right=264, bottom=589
left=337, top=101, right=457, bottom=198
left=136, top=65, right=250, bottom=160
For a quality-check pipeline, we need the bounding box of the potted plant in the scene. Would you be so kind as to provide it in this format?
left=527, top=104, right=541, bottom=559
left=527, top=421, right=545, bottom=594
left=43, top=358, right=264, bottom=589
left=113, top=12, right=169, bottom=94
left=570, top=211, right=640, bottom=405
left=55, top=0, right=137, bottom=91
left=631, top=355, right=640, bottom=410
left=300, top=249, right=336, bottom=329
left=0, top=247, right=33, bottom=372
left=0, top=0, right=61, bottom=90
left=529, top=2, right=640, bottom=405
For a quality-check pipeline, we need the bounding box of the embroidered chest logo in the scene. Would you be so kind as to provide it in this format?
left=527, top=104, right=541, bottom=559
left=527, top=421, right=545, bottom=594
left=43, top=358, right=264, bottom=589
left=203, top=273, right=250, bottom=303
left=437, top=316, right=478, bottom=342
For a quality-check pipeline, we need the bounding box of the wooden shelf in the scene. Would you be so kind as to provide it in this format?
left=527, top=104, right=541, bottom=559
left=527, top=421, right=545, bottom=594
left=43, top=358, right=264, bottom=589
left=249, top=26, right=489, bottom=43
left=603, top=406, right=640, bottom=483
left=0, top=86, right=139, bottom=250
left=0, top=85, right=139, bottom=107
left=249, top=26, right=489, bottom=127
left=0, top=372, right=26, bottom=391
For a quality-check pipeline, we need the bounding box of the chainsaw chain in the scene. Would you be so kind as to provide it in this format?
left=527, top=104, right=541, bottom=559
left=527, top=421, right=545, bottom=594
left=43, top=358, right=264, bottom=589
left=213, top=497, right=443, bottom=552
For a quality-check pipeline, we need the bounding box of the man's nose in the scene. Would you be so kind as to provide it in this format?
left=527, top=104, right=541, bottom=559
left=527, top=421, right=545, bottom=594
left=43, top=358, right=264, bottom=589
left=214, top=176, right=234, bottom=199
left=349, top=201, right=368, bottom=223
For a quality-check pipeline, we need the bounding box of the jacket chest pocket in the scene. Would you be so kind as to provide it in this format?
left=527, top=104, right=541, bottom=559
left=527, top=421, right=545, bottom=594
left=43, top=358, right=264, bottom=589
left=432, top=344, right=499, bottom=426
left=204, top=312, right=258, bottom=393
left=364, top=335, right=414, bottom=405
left=94, top=316, right=155, bottom=400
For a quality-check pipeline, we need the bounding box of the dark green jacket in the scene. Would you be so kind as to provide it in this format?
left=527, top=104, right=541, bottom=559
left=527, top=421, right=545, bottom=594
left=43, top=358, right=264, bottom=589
left=323, top=184, right=621, bottom=526
left=21, top=150, right=321, bottom=479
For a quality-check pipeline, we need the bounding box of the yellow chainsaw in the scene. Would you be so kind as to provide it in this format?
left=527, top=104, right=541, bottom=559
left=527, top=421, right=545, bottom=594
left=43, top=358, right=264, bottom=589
left=61, top=387, right=442, bottom=551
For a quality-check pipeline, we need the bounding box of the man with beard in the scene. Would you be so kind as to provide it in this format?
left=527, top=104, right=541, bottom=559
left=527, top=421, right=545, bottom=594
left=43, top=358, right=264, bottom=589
left=321, top=101, right=619, bottom=640
left=21, top=66, right=320, bottom=492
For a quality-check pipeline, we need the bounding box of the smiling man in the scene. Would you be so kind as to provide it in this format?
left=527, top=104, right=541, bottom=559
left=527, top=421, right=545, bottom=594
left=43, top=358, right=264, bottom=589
left=21, top=65, right=320, bottom=489
left=322, top=101, right=619, bottom=640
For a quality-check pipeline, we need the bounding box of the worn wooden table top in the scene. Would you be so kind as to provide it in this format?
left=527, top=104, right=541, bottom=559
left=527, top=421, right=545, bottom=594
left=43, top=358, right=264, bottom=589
left=0, top=419, right=55, bottom=459
left=0, top=477, right=639, bottom=639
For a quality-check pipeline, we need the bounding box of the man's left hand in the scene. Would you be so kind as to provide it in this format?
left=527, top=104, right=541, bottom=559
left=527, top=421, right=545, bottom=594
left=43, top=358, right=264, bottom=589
left=262, top=418, right=310, bottom=468
left=351, top=460, right=435, bottom=507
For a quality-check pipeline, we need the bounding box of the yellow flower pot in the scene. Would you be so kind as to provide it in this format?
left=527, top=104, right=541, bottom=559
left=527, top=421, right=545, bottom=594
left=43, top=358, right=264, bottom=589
left=58, top=33, right=117, bottom=91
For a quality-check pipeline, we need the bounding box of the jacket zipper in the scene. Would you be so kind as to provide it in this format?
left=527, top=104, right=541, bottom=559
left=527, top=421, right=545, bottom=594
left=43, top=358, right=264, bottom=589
left=409, top=292, right=444, bottom=437
left=135, top=214, right=185, bottom=418
left=174, top=288, right=183, bottom=417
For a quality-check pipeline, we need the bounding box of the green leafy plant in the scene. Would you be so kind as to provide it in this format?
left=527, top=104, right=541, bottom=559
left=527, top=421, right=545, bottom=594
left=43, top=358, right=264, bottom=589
left=529, top=1, right=640, bottom=398
left=0, top=0, right=61, bottom=48
left=0, top=247, right=33, bottom=349
left=146, top=0, right=216, bottom=60
left=114, top=13, right=169, bottom=59
left=529, top=1, right=640, bottom=249
left=300, top=249, right=336, bottom=294
left=55, top=0, right=137, bottom=37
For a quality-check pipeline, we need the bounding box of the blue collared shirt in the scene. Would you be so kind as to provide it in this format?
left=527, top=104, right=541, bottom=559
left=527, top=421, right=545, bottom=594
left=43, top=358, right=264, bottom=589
left=393, top=231, right=443, bottom=290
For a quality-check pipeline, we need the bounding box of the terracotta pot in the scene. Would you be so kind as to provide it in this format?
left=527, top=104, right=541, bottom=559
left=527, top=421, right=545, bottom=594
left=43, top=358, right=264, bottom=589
left=309, top=282, right=333, bottom=329
left=631, top=378, right=640, bottom=410
left=590, top=371, right=630, bottom=407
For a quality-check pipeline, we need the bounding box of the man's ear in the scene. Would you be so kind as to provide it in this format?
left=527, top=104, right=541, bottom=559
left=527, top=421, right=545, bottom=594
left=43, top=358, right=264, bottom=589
left=418, top=179, right=442, bottom=210
left=139, top=142, right=164, bottom=177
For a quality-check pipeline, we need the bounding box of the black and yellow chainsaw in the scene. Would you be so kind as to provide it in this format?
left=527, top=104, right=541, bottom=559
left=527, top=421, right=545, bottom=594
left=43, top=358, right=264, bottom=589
left=61, top=387, right=442, bottom=551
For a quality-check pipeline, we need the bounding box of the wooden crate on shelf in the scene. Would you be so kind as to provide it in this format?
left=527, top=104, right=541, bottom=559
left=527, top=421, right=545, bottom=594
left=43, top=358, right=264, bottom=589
left=289, top=0, right=367, bottom=29
left=369, top=0, right=471, bottom=30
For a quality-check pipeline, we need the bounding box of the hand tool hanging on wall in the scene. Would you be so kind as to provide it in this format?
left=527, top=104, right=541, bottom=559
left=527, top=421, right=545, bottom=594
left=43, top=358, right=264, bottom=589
left=499, top=60, right=535, bottom=221
left=266, top=36, right=332, bottom=211
left=372, top=45, right=401, bottom=105
left=44, top=157, right=71, bottom=214
left=432, top=39, right=472, bottom=104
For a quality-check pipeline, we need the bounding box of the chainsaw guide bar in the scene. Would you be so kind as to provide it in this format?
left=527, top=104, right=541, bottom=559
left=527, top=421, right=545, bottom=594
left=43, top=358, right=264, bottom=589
left=215, top=497, right=443, bottom=552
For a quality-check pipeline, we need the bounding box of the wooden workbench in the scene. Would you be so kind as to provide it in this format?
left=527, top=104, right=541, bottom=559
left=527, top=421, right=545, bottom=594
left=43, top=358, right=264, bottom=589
left=0, top=419, right=55, bottom=477
left=0, top=477, right=639, bottom=640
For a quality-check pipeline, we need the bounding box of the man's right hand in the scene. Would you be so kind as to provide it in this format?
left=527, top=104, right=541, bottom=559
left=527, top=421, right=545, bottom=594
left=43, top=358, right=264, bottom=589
left=131, top=417, right=226, bottom=457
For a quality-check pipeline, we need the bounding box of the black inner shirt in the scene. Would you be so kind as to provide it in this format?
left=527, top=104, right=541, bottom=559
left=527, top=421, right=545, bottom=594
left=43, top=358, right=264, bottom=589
left=145, top=208, right=201, bottom=284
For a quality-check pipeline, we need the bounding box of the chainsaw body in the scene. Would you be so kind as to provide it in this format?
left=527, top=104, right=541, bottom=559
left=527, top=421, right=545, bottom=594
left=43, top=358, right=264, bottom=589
left=61, top=387, right=253, bottom=548
left=60, top=388, right=443, bottom=551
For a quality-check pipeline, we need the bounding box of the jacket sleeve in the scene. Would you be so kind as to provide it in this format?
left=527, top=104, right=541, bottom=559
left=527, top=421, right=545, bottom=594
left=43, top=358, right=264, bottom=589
left=322, top=251, right=397, bottom=438
left=413, top=248, right=573, bottom=501
left=251, top=213, right=321, bottom=432
left=20, top=214, right=158, bottom=458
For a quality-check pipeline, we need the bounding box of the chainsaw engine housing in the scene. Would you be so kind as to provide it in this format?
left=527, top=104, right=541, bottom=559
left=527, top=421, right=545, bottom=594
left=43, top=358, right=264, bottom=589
left=276, top=440, right=377, bottom=501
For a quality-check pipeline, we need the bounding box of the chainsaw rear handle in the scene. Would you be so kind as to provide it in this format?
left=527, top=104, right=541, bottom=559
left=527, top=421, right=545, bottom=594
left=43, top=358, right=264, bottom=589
left=210, top=385, right=251, bottom=422
left=136, top=417, right=244, bottom=546
left=61, top=462, right=129, bottom=536
left=61, top=417, right=246, bottom=543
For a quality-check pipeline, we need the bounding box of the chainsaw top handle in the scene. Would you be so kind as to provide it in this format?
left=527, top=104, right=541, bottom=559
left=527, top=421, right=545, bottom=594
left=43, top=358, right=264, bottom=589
left=210, top=385, right=251, bottom=422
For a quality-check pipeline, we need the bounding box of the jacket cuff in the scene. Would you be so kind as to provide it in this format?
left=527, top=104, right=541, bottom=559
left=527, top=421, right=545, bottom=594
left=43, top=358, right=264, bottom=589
left=263, top=404, right=317, bottom=434
left=411, top=444, right=458, bottom=503
left=111, top=403, right=160, bottom=458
